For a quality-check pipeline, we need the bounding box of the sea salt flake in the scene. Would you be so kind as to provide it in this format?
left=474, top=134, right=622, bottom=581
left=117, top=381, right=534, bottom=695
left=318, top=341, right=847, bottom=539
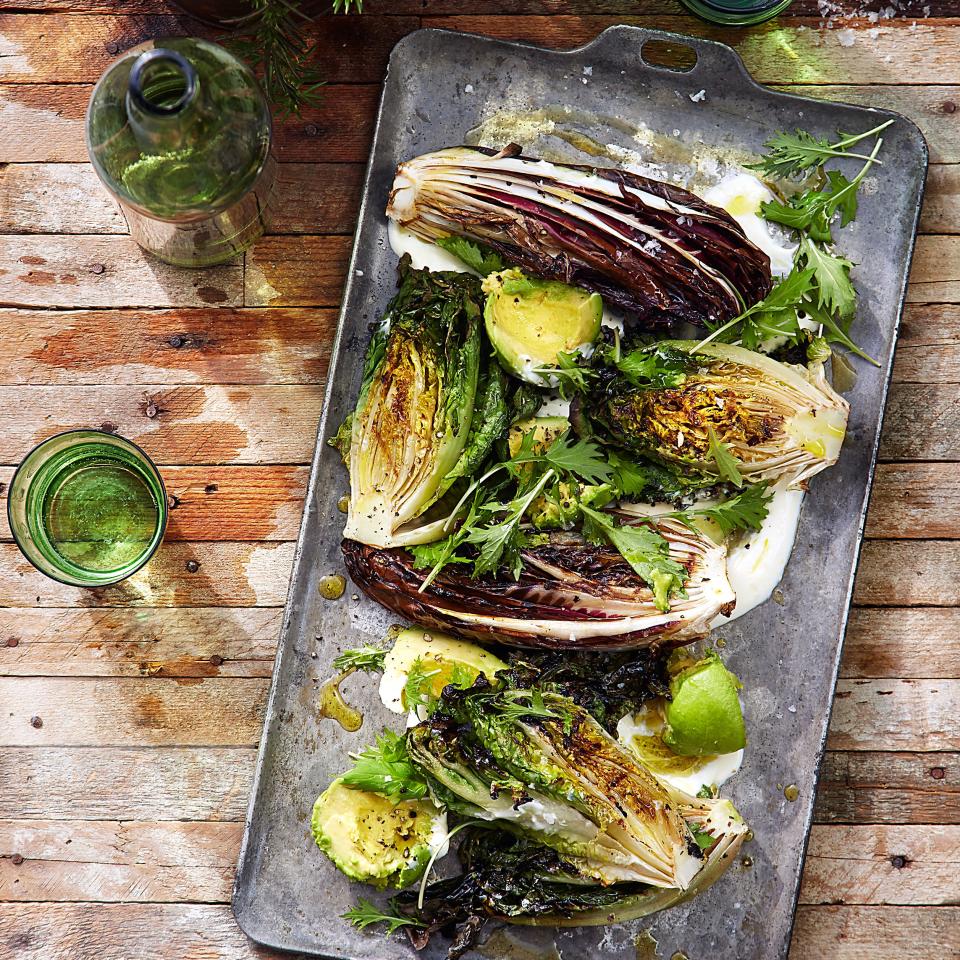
left=463, top=83, right=474, bottom=93
left=583, top=65, right=593, bottom=76
left=689, top=89, right=707, bottom=103
left=837, top=28, right=856, bottom=47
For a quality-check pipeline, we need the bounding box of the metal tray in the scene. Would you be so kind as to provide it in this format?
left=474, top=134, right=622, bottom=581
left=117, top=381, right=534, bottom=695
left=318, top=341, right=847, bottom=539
left=232, top=25, right=927, bottom=960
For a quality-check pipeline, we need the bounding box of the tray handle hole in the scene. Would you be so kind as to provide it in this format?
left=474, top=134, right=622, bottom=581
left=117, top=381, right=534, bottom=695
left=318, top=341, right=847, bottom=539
left=640, top=39, right=698, bottom=73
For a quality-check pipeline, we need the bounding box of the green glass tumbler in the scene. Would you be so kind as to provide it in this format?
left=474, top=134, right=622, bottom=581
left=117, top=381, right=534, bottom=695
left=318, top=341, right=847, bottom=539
left=7, top=430, right=168, bottom=587
left=679, top=0, right=794, bottom=25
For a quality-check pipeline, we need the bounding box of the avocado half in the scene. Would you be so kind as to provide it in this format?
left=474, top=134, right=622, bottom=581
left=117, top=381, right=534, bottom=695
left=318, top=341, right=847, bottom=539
left=311, top=778, right=445, bottom=888
left=482, top=269, right=602, bottom=384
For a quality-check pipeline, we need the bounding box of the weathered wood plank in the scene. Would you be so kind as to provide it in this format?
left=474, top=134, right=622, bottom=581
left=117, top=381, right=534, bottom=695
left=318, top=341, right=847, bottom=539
left=1, top=744, right=951, bottom=825
left=0, top=902, right=953, bottom=960
left=0, top=748, right=257, bottom=821
left=0, top=902, right=289, bottom=959
left=0, top=465, right=309, bottom=542
left=0, top=817, right=953, bottom=906
left=920, top=163, right=960, bottom=231
left=790, top=905, right=960, bottom=960
left=854, top=540, right=960, bottom=605
left=906, top=235, right=960, bottom=302
left=0, top=677, right=270, bottom=747
left=828, top=679, right=960, bottom=751
left=0, top=307, right=332, bottom=385
left=800, top=824, right=960, bottom=906
left=0, top=672, right=947, bottom=749
left=894, top=303, right=960, bottom=383
left=244, top=235, right=351, bottom=306
left=815, top=750, right=960, bottom=824
left=421, top=17, right=960, bottom=85
left=0, top=13, right=418, bottom=86
left=0, top=84, right=381, bottom=164
left=0, top=385, right=324, bottom=465
left=842, top=607, right=960, bottom=679
left=0, top=541, right=294, bottom=608
left=0, top=603, right=950, bottom=682
left=0, top=163, right=363, bottom=236
left=0, top=820, right=241, bottom=903
left=0, top=608, right=280, bottom=678
left=880, top=384, right=960, bottom=460
left=0, top=235, right=243, bottom=309
left=866, top=464, right=960, bottom=539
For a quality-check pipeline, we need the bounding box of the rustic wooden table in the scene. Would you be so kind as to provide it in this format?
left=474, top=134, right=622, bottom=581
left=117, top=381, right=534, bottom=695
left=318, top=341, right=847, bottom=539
left=0, top=2, right=957, bottom=957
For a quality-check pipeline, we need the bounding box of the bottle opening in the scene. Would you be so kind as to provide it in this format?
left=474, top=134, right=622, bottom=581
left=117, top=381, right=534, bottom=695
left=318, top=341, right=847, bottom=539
left=129, top=48, right=197, bottom=116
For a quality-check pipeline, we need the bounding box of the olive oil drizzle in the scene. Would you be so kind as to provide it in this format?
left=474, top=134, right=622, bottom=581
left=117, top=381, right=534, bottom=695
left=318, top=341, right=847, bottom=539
left=318, top=667, right=363, bottom=732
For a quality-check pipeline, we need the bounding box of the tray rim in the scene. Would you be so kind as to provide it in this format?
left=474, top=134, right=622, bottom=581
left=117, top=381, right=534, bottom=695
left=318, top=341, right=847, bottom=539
left=232, top=23, right=929, bottom=958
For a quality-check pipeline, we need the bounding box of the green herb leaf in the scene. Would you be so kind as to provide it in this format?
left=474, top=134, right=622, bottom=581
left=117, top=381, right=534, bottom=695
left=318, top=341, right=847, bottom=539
left=342, top=897, right=425, bottom=934
left=340, top=731, right=429, bottom=802
left=435, top=236, right=506, bottom=275
left=403, top=657, right=443, bottom=713
left=672, top=482, right=773, bottom=539
left=690, top=825, right=716, bottom=851
left=509, top=431, right=611, bottom=486
left=746, top=119, right=893, bottom=179
left=615, top=345, right=690, bottom=389
left=608, top=451, right=652, bottom=499
left=706, top=425, right=744, bottom=489
left=580, top=506, right=688, bottom=612
left=332, top=646, right=387, bottom=674
left=798, top=236, right=857, bottom=319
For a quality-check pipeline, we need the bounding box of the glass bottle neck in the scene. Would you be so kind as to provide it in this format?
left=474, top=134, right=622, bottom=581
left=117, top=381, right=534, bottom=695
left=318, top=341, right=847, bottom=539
left=125, top=48, right=203, bottom=153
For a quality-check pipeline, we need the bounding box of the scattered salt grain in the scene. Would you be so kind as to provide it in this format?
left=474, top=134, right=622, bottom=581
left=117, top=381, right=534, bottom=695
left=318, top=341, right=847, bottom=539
left=354, top=269, right=364, bottom=277
left=672, top=128, right=681, bottom=137
left=581, top=77, right=588, bottom=84
left=582, top=65, right=593, bottom=76
left=463, top=83, right=474, bottom=93
left=689, top=89, right=706, bottom=103
left=788, top=705, right=797, bottom=714
left=868, top=27, right=880, bottom=39
left=837, top=28, right=856, bottom=47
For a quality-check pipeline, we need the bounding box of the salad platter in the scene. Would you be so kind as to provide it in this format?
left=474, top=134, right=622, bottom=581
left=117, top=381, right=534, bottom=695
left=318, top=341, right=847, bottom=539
left=232, top=25, right=927, bottom=960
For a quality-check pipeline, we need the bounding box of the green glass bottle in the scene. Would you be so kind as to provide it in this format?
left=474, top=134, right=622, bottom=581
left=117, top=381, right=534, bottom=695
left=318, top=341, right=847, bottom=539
left=679, top=0, right=794, bottom=25
left=8, top=431, right=168, bottom=587
left=86, top=37, right=276, bottom=267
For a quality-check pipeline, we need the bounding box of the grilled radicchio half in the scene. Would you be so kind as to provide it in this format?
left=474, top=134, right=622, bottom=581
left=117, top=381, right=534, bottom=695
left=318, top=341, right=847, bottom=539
left=387, top=145, right=773, bottom=330
left=342, top=516, right=734, bottom=650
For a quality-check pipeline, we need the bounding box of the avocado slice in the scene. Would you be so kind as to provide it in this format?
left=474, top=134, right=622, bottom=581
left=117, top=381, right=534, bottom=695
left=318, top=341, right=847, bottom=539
left=379, top=627, right=507, bottom=714
left=507, top=415, right=571, bottom=458
left=311, top=778, right=445, bottom=888
left=482, top=269, right=602, bottom=384
left=662, top=653, right=746, bottom=757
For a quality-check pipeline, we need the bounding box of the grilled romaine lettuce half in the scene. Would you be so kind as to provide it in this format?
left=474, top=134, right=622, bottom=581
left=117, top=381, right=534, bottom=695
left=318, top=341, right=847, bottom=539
left=386, top=144, right=772, bottom=330
left=342, top=514, right=734, bottom=650
left=407, top=679, right=708, bottom=889
left=343, top=256, right=488, bottom=548
left=387, top=680, right=748, bottom=953
left=585, top=340, right=849, bottom=487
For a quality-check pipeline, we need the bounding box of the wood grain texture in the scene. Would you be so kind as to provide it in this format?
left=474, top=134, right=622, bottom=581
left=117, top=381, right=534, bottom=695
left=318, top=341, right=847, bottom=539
left=245, top=236, right=352, bottom=306
left=0, top=308, right=333, bottom=385
left=0, top=235, right=243, bottom=309
left=0, top=385, right=324, bottom=465
left=853, top=541, right=960, bottom=605
left=799, top=825, right=960, bottom=906
left=0, top=748, right=257, bottom=821
left=0, top=902, right=954, bottom=960
left=894, top=303, right=960, bottom=383
left=0, top=677, right=271, bottom=747
left=0, top=541, right=294, bottom=607
left=0, top=820, right=242, bottom=903
left=828, top=679, right=960, bottom=751
left=0, top=163, right=363, bottom=236
left=1, top=466, right=310, bottom=542
left=814, top=751, right=960, bottom=825
left=866, top=464, right=960, bottom=539
left=0, top=608, right=280, bottom=678
left=841, top=607, right=960, bottom=679
left=0, top=817, right=950, bottom=906
left=0, top=13, right=418, bottom=86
